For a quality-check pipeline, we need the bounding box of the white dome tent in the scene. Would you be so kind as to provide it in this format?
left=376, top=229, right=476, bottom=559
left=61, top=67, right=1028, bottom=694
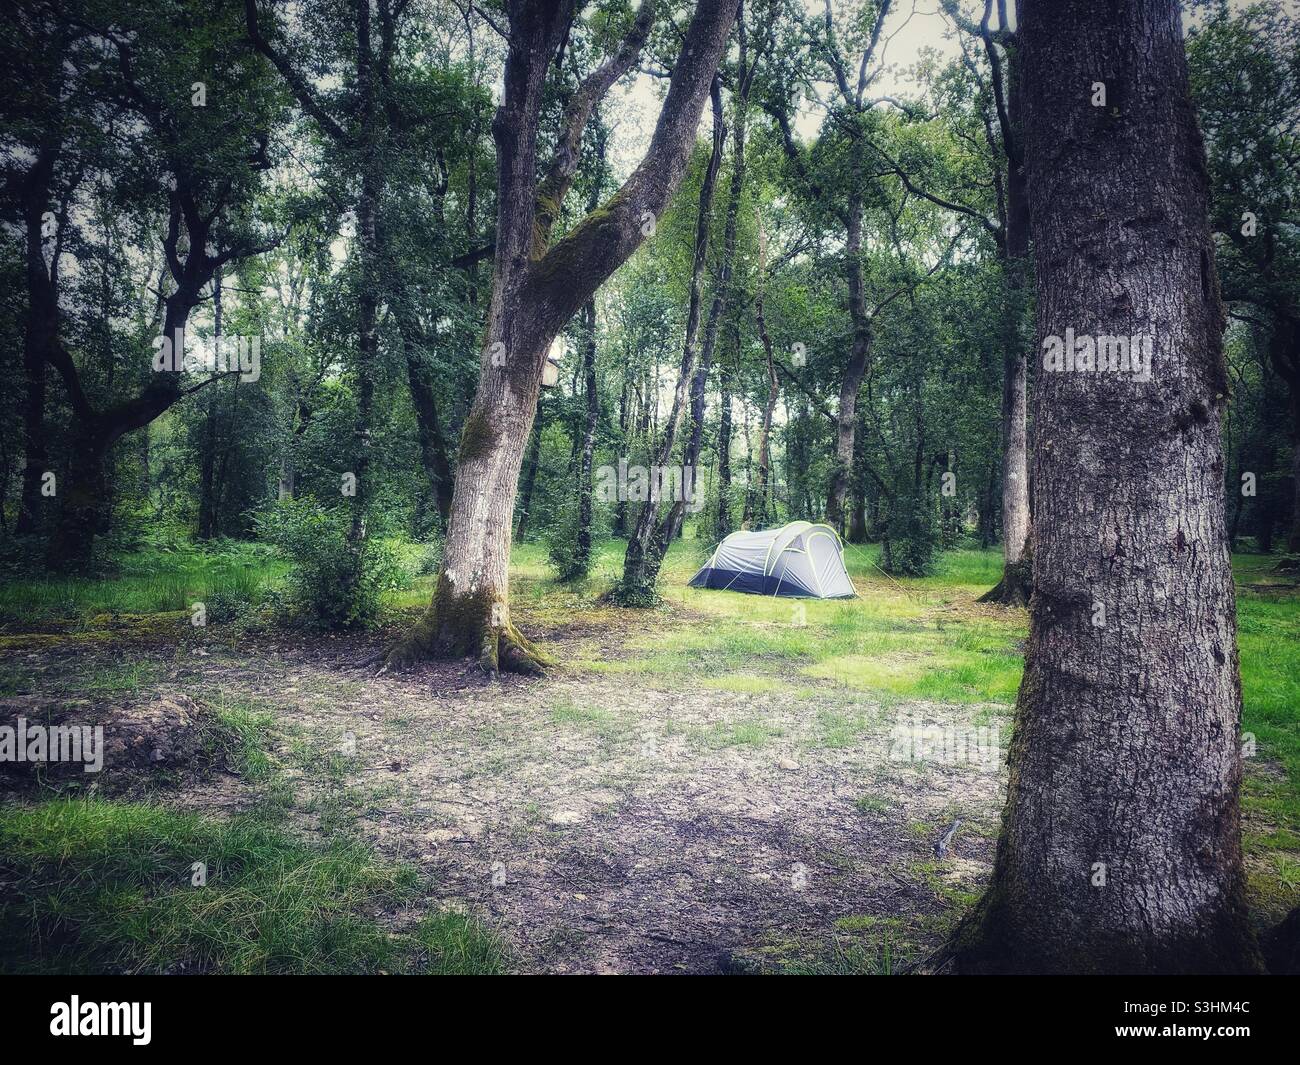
left=688, top=521, right=857, bottom=599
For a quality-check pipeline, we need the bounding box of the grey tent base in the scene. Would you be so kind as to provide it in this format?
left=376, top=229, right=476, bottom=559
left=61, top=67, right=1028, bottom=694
left=689, top=521, right=857, bottom=599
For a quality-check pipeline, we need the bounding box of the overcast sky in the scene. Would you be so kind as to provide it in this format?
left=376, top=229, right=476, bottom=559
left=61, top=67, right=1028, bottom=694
left=602, top=1, right=970, bottom=180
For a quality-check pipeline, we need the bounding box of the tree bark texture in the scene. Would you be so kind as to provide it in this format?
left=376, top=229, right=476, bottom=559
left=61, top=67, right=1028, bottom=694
left=956, top=0, right=1259, bottom=974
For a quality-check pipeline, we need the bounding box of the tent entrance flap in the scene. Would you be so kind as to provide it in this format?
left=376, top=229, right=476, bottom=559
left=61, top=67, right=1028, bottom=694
left=688, top=522, right=856, bottom=599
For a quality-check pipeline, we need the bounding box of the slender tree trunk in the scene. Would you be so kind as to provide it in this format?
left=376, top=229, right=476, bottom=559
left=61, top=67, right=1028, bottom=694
left=956, top=0, right=1260, bottom=973
left=827, top=191, right=873, bottom=534
left=573, top=298, right=600, bottom=574
left=647, top=41, right=754, bottom=561
left=977, top=455, right=999, bottom=548
left=197, top=274, right=223, bottom=541
left=660, top=310, right=714, bottom=547
left=347, top=0, right=381, bottom=555
left=515, top=404, right=543, bottom=542
left=278, top=457, right=295, bottom=501
left=614, top=368, right=630, bottom=537
left=197, top=388, right=219, bottom=541
left=402, top=327, right=456, bottom=524
left=981, top=248, right=1033, bottom=603
left=749, top=209, right=779, bottom=529
left=1289, top=401, right=1300, bottom=554
left=621, top=78, right=725, bottom=599
left=572, top=121, right=608, bottom=573
left=966, top=0, right=1034, bottom=604
left=716, top=358, right=733, bottom=539
left=212, top=376, right=239, bottom=536
left=1269, top=318, right=1300, bottom=553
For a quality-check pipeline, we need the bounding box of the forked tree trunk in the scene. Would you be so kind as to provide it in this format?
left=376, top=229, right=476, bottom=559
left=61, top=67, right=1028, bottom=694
left=387, top=0, right=737, bottom=673
left=46, top=288, right=203, bottom=567
left=955, top=0, right=1260, bottom=974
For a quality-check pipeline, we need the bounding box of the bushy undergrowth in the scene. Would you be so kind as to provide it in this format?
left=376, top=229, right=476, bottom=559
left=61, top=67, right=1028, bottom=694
left=254, top=500, right=403, bottom=629
left=879, top=489, right=938, bottom=577
left=544, top=500, right=607, bottom=583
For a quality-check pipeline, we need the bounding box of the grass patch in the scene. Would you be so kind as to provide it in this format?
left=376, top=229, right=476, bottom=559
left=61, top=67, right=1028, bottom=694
left=206, top=692, right=277, bottom=781
left=780, top=935, right=900, bottom=975
left=699, top=673, right=789, bottom=694
left=413, top=912, right=507, bottom=975
left=0, top=544, right=288, bottom=626
left=0, top=798, right=503, bottom=975
left=688, top=718, right=785, bottom=749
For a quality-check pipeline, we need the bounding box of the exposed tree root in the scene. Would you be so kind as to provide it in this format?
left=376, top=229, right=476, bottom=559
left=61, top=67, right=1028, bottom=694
left=485, top=622, right=553, bottom=675
left=977, top=550, right=1033, bottom=607
left=381, top=592, right=553, bottom=676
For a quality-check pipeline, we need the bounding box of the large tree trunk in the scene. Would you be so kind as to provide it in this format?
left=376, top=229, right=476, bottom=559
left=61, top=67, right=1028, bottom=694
left=14, top=34, right=69, bottom=539
left=955, top=0, right=1260, bottom=973
left=387, top=0, right=737, bottom=672
left=46, top=288, right=201, bottom=568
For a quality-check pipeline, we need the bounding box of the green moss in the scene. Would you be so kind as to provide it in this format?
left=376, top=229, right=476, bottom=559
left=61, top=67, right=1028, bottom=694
left=456, top=408, right=498, bottom=467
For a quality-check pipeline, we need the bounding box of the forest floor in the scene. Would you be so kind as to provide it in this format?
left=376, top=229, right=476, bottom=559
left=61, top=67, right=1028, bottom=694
left=2, top=542, right=1297, bottom=974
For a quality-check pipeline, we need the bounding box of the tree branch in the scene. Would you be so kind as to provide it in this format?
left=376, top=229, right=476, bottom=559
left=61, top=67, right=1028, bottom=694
left=524, top=0, right=738, bottom=335
left=532, top=0, right=656, bottom=252
left=244, top=0, right=349, bottom=144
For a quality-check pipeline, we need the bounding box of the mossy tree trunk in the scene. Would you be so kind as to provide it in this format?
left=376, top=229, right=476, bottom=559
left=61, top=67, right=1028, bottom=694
left=955, top=0, right=1261, bottom=974
left=387, top=0, right=738, bottom=672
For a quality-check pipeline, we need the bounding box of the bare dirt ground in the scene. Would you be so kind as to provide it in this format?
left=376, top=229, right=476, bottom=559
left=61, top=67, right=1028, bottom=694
left=2, top=610, right=1009, bottom=974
